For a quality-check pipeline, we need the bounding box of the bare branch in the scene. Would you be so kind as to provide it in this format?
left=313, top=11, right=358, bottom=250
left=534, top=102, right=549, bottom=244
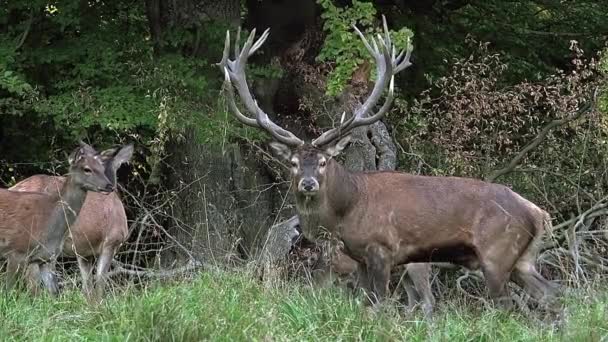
left=486, top=88, right=598, bottom=182
left=107, top=259, right=205, bottom=279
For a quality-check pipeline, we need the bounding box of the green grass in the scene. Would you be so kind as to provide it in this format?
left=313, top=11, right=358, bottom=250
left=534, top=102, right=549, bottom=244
left=0, top=271, right=606, bottom=341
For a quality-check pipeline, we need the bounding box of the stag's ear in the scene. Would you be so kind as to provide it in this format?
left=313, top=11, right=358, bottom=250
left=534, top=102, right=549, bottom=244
left=325, top=135, right=351, bottom=157
left=269, top=141, right=292, bottom=162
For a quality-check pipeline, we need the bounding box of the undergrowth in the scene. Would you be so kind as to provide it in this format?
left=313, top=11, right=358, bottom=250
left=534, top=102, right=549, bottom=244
left=0, top=270, right=606, bottom=341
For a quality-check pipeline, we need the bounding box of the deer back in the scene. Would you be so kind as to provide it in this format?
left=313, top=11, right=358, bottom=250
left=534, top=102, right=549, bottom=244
left=0, top=189, right=59, bottom=255
left=10, top=174, right=128, bottom=257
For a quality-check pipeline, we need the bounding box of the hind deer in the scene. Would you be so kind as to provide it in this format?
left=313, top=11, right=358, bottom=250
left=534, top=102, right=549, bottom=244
left=0, top=142, right=120, bottom=295
left=219, top=16, right=560, bottom=312
left=9, top=144, right=133, bottom=299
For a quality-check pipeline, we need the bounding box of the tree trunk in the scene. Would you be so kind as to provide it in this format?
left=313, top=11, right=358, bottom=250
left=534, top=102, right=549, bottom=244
left=147, top=0, right=289, bottom=266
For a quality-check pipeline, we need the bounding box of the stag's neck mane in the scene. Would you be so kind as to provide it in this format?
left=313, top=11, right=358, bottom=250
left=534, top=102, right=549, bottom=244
left=42, top=174, right=88, bottom=260
left=295, top=159, right=359, bottom=239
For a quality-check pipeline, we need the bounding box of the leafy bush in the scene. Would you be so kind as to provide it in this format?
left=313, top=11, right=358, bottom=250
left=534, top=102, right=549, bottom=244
left=317, top=0, right=413, bottom=96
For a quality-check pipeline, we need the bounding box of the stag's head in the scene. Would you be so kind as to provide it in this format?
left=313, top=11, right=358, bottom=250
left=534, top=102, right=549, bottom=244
left=269, top=136, right=351, bottom=196
left=218, top=16, right=412, bottom=197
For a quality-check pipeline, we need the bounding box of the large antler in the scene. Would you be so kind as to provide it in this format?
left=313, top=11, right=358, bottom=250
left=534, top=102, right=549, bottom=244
left=311, top=15, right=413, bottom=147
left=219, top=27, right=305, bottom=146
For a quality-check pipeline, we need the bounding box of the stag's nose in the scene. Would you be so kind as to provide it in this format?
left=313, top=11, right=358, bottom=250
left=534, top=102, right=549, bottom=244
left=299, top=178, right=319, bottom=193
left=102, top=183, right=114, bottom=193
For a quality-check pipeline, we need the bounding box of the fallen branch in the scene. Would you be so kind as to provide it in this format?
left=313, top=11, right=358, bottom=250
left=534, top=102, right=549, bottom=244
left=106, top=259, right=205, bottom=279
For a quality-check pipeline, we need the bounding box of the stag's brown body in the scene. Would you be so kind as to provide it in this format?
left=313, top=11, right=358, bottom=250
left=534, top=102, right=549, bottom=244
left=297, top=153, right=554, bottom=304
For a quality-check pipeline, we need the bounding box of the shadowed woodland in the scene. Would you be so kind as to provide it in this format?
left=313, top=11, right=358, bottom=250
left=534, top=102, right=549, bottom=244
left=1, top=0, right=608, bottom=332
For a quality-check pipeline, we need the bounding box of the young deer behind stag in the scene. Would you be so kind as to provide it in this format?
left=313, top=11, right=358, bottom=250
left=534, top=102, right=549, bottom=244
left=10, top=144, right=133, bottom=300
left=0, top=142, right=122, bottom=295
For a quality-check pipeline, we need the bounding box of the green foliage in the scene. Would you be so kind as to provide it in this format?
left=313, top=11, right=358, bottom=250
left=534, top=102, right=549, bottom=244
left=403, top=0, right=608, bottom=86
left=247, top=63, right=284, bottom=80
left=0, top=0, right=251, bottom=183
left=317, top=0, right=413, bottom=96
left=0, top=271, right=607, bottom=340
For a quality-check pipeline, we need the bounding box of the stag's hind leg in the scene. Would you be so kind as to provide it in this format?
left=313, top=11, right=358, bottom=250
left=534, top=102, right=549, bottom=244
left=511, top=246, right=560, bottom=304
left=478, top=237, right=525, bottom=309
left=24, top=263, right=42, bottom=295
left=511, top=214, right=560, bottom=308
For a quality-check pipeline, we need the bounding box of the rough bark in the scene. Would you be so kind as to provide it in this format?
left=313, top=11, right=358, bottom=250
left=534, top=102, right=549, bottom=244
left=149, top=0, right=288, bottom=266
left=256, top=215, right=300, bottom=283
left=163, top=129, right=284, bottom=265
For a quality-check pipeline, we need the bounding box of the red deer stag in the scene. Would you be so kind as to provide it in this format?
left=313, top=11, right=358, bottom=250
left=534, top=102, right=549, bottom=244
left=219, top=18, right=559, bottom=311
left=0, top=142, right=118, bottom=295
left=9, top=144, right=133, bottom=300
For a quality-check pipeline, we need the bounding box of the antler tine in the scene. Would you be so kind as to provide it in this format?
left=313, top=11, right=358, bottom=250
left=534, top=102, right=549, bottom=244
left=395, top=44, right=413, bottom=73
left=234, top=27, right=242, bottom=61
left=313, top=15, right=411, bottom=147
left=218, top=28, right=304, bottom=147
left=219, top=30, right=231, bottom=71
left=250, top=28, right=270, bottom=56
left=222, top=68, right=258, bottom=127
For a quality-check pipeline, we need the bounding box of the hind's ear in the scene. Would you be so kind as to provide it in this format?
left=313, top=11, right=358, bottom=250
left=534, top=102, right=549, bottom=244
left=100, top=144, right=134, bottom=172
left=78, top=140, right=96, bottom=155
left=269, top=141, right=292, bottom=162
left=69, top=145, right=87, bottom=165
left=324, top=135, right=351, bottom=157
left=112, top=144, right=134, bottom=170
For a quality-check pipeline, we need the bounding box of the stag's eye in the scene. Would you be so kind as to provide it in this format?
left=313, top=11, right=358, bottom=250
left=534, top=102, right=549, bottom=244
left=83, top=167, right=92, bottom=174
left=319, top=160, right=327, bottom=167
left=290, top=161, right=298, bottom=168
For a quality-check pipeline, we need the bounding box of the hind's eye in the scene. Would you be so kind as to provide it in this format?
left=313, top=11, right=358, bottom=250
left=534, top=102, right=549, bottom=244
left=319, top=160, right=326, bottom=167
left=83, top=167, right=92, bottom=174
left=291, top=161, right=297, bottom=168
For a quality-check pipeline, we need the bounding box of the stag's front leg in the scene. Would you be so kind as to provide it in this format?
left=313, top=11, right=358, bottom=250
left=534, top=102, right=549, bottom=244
left=39, top=262, right=59, bottom=296
left=363, top=244, right=392, bottom=308
left=406, top=263, right=435, bottom=318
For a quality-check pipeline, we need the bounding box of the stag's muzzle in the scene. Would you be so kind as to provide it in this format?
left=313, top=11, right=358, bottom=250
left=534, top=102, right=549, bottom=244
left=298, top=178, right=319, bottom=194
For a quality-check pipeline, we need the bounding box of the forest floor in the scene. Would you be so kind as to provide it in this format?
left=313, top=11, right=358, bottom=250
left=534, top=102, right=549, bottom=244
left=0, top=270, right=606, bottom=341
